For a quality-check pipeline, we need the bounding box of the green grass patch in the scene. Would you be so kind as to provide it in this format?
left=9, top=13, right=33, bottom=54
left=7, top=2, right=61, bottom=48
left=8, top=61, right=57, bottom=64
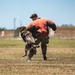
left=0, top=39, right=25, bottom=48
left=0, top=39, right=75, bottom=48
left=48, top=39, right=75, bottom=48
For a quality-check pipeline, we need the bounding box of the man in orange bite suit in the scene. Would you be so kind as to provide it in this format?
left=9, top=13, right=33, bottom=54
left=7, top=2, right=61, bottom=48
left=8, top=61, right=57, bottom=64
left=26, top=13, right=57, bottom=61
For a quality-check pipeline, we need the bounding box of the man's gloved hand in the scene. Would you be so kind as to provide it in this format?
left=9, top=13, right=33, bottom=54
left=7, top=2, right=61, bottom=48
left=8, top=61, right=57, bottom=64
left=27, top=26, right=39, bottom=37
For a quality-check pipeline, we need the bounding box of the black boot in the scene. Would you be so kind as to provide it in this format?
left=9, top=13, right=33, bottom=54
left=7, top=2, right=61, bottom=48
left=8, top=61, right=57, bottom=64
left=43, top=54, right=47, bottom=60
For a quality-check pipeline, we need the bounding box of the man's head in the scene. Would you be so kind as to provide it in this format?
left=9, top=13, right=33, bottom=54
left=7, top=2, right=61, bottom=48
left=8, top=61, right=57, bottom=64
left=30, top=13, right=38, bottom=21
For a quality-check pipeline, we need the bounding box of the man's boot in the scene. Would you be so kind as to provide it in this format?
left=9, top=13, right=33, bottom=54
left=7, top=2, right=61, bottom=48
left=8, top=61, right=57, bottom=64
left=43, top=54, right=47, bottom=60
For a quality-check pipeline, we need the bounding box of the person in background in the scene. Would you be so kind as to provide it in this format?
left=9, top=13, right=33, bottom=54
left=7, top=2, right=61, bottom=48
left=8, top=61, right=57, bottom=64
left=26, top=13, right=57, bottom=61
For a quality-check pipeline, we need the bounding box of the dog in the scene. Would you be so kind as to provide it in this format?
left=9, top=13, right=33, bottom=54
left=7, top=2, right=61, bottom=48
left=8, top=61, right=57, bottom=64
left=19, top=26, right=39, bottom=57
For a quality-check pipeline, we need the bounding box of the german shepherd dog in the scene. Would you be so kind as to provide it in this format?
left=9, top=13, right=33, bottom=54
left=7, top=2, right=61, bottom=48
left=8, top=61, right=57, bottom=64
left=19, top=26, right=39, bottom=57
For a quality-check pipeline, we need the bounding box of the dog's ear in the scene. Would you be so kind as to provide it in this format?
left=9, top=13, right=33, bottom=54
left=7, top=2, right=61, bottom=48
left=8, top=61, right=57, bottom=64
left=19, top=26, right=26, bottom=32
left=22, top=26, right=26, bottom=29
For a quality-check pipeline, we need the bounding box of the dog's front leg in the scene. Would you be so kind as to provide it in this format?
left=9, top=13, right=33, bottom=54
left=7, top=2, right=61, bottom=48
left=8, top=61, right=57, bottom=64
left=23, top=44, right=28, bottom=57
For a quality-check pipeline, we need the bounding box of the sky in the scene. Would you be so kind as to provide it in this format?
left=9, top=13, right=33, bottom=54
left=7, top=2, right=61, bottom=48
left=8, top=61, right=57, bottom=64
left=0, top=0, right=75, bottom=29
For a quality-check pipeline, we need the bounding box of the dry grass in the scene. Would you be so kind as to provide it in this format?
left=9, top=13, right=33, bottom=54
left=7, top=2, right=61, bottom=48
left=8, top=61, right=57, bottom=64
left=0, top=48, right=75, bottom=75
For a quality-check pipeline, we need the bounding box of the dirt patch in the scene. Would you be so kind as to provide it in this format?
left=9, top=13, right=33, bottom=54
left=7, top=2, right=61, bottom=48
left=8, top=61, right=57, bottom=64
left=0, top=48, right=75, bottom=75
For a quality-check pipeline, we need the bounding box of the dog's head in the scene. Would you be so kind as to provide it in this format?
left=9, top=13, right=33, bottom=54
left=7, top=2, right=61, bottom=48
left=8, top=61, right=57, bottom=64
left=19, top=26, right=27, bottom=33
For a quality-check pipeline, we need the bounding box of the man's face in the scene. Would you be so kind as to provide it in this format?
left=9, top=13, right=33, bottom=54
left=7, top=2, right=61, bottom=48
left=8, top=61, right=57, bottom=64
left=31, top=17, right=37, bottom=21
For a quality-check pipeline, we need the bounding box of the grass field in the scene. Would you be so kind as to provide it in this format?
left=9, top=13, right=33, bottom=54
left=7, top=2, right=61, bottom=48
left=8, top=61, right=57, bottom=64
left=0, top=39, right=75, bottom=75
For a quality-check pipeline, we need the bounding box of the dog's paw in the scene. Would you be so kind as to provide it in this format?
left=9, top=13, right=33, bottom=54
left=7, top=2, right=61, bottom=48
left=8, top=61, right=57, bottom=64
left=22, top=54, right=27, bottom=57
